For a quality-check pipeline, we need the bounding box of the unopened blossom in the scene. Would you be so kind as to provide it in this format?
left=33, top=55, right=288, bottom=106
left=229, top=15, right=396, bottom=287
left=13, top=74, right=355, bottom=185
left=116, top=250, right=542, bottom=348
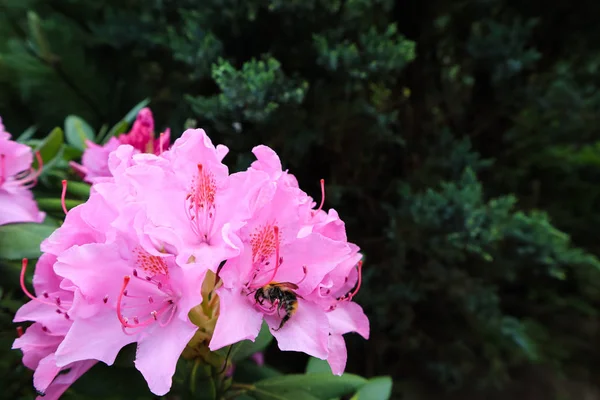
left=71, top=108, right=170, bottom=183
left=210, top=145, right=367, bottom=372
left=0, top=117, right=45, bottom=225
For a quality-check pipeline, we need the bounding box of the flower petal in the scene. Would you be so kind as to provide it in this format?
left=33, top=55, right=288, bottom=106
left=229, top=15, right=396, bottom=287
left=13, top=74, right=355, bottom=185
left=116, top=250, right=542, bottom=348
left=135, top=319, right=198, bottom=396
left=209, top=287, right=263, bottom=351
left=267, top=299, right=329, bottom=359
left=55, top=310, right=136, bottom=367
left=327, top=301, right=369, bottom=338
left=326, top=334, right=347, bottom=376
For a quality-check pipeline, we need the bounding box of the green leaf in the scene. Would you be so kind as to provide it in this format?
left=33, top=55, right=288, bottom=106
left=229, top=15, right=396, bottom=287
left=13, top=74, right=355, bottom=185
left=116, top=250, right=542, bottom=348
left=65, top=115, right=95, bottom=151
left=33, top=127, right=63, bottom=169
left=123, top=98, right=150, bottom=123
left=253, top=373, right=367, bottom=400
left=62, top=144, right=83, bottom=161
left=65, top=181, right=91, bottom=199
left=305, top=357, right=333, bottom=374
left=233, top=360, right=282, bottom=384
left=0, top=223, right=57, bottom=260
left=229, top=321, right=274, bottom=362
left=249, top=389, right=321, bottom=400
left=102, top=119, right=129, bottom=144
left=17, top=126, right=37, bottom=143
left=36, top=198, right=84, bottom=212
left=350, top=377, right=393, bottom=400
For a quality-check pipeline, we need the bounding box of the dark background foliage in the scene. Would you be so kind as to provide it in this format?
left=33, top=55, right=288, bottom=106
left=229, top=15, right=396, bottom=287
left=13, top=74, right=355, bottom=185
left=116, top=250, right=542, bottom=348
left=1, top=0, right=600, bottom=398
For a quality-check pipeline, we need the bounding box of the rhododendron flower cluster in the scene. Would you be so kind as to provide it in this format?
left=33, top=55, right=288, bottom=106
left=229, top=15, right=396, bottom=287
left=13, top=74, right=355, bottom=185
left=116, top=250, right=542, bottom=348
left=14, top=128, right=368, bottom=398
left=0, top=117, right=45, bottom=225
left=70, top=107, right=170, bottom=183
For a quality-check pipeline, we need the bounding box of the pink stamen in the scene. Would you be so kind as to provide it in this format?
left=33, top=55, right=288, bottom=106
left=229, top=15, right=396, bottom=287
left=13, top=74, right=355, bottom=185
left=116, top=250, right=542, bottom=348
left=316, top=179, right=325, bottom=213
left=116, top=276, right=132, bottom=328
left=159, top=131, right=166, bottom=154
left=264, top=226, right=281, bottom=284
left=20, top=259, right=56, bottom=307
left=296, top=266, right=308, bottom=286
left=61, top=180, right=69, bottom=215
left=343, top=261, right=363, bottom=301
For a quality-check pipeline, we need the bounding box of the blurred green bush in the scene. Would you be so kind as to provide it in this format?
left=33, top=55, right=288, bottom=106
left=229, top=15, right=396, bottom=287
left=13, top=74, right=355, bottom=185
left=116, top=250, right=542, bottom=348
left=1, top=0, right=599, bottom=398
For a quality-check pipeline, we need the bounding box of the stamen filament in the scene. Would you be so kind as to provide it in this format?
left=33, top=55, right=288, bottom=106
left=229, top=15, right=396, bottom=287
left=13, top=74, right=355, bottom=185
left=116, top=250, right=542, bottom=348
left=19, top=259, right=56, bottom=307
left=263, top=226, right=281, bottom=284
left=61, top=180, right=69, bottom=215
left=316, top=179, right=325, bottom=213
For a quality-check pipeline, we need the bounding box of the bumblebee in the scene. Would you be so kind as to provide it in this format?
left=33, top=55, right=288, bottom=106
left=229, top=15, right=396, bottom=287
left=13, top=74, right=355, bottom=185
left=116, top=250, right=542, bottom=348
left=254, top=282, right=301, bottom=331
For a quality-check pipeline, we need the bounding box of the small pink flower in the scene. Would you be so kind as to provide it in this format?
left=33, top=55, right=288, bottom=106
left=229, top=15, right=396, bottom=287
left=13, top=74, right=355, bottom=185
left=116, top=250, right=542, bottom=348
left=71, top=108, right=170, bottom=183
left=0, top=117, right=45, bottom=225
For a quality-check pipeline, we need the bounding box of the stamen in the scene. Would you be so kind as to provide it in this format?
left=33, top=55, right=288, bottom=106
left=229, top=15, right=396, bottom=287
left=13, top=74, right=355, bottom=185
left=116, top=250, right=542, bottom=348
left=20, top=259, right=55, bottom=307
left=61, top=180, right=69, bottom=215
left=264, top=226, right=281, bottom=284
left=116, top=276, right=132, bottom=327
left=296, top=266, right=308, bottom=286
left=16, top=326, right=23, bottom=338
left=316, top=179, right=325, bottom=213
left=341, top=261, right=363, bottom=301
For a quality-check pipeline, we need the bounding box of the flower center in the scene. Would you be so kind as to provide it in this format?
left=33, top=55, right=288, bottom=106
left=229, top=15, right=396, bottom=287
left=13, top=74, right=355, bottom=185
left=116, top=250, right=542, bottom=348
left=116, top=250, right=177, bottom=334
left=185, top=164, right=217, bottom=241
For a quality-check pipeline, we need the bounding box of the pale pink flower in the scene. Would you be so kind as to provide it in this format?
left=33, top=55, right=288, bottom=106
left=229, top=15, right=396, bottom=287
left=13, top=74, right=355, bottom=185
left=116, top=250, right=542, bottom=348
left=0, top=118, right=45, bottom=225
left=210, top=147, right=358, bottom=364
left=71, top=108, right=170, bottom=183
left=51, top=228, right=205, bottom=395
left=13, top=255, right=97, bottom=399
left=105, top=128, right=266, bottom=273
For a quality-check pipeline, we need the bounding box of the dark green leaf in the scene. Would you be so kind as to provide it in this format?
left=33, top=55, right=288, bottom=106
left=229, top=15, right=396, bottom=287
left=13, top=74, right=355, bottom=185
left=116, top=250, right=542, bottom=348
left=33, top=127, right=63, bottom=169
left=229, top=321, right=274, bottom=362
left=36, top=198, right=84, bottom=212
left=305, top=357, right=332, bottom=374
left=123, top=98, right=150, bottom=123
left=17, top=126, right=37, bottom=143
left=253, top=373, right=367, bottom=400
left=65, top=115, right=95, bottom=151
left=234, top=360, right=282, bottom=384
left=65, top=181, right=91, bottom=199
left=350, top=377, right=393, bottom=400
left=102, top=119, right=129, bottom=144
left=0, top=223, right=57, bottom=260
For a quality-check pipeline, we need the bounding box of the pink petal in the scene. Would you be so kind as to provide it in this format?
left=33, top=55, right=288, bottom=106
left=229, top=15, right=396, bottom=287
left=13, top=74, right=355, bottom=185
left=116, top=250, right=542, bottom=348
left=0, top=189, right=45, bottom=225
left=326, top=334, right=347, bottom=376
left=55, top=310, right=136, bottom=367
left=33, top=353, right=61, bottom=394
left=267, top=299, right=329, bottom=359
left=38, top=360, right=96, bottom=400
left=209, top=287, right=263, bottom=351
left=327, top=301, right=369, bottom=338
left=135, top=319, right=198, bottom=395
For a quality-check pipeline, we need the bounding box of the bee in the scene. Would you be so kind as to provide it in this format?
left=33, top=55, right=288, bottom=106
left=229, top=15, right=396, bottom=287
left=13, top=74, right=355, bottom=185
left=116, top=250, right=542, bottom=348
left=254, top=282, right=302, bottom=331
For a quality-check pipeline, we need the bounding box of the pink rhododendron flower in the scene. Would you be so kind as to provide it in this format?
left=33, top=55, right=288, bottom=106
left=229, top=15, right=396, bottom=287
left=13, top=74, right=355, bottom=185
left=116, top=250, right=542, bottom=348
left=14, top=126, right=369, bottom=397
left=0, top=117, right=45, bottom=225
left=13, top=255, right=97, bottom=400
left=70, top=108, right=170, bottom=183
left=210, top=145, right=368, bottom=373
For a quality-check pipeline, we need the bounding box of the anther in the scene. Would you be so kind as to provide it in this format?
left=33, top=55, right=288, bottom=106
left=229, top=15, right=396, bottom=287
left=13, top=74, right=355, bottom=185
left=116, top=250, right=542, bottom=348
left=151, top=311, right=158, bottom=320
left=148, top=296, right=154, bottom=304
left=103, top=295, right=108, bottom=304
left=16, top=326, right=23, bottom=338
left=133, top=269, right=138, bottom=277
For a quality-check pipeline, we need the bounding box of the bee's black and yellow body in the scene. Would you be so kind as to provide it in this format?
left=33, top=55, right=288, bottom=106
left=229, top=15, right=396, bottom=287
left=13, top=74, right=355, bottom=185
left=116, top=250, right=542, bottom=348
left=254, top=282, right=300, bottom=331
